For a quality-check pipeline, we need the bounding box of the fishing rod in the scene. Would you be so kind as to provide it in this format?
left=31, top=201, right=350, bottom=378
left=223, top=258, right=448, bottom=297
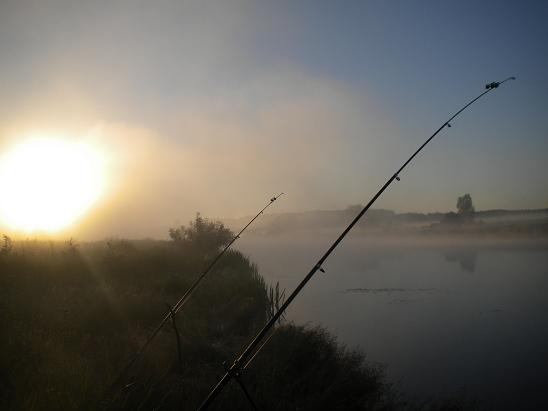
left=197, top=77, right=516, bottom=410
left=108, top=192, right=284, bottom=394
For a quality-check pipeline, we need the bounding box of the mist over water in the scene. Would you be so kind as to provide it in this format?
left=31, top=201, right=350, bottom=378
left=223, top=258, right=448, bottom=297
left=236, top=234, right=548, bottom=410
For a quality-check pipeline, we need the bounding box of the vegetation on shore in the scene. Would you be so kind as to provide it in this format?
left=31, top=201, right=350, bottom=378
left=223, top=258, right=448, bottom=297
left=1, top=216, right=479, bottom=410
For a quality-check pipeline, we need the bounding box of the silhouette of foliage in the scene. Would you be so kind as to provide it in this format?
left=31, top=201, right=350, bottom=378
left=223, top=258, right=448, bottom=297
left=241, top=324, right=395, bottom=411
left=456, top=194, right=475, bottom=221
left=437, top=194, right=477, bottom=228
left=266, top=281, right=286, bottom=324
left=169, top=213, right=233, bottom=255
left=1, top=234, right=13, bottom=254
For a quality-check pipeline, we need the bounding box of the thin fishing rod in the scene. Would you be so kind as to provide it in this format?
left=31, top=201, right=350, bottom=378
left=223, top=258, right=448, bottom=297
left=171, top=192, right=285, bottom=316
left=197, top=77, right=515, bottom=410
left=108, top=192, right=284, bottom=393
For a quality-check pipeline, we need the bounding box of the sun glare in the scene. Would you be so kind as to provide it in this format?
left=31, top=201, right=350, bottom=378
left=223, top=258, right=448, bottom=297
left=0, top=137, right=105, bottom=233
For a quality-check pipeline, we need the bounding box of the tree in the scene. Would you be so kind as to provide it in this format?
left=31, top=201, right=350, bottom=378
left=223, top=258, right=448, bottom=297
left=169, top=213, right=233, bottom=254
left=456, top=193, right=475, bottom=221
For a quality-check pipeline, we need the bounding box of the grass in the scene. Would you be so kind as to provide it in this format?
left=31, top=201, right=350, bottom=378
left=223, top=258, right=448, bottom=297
left=1, top=217, right=480, bottom=410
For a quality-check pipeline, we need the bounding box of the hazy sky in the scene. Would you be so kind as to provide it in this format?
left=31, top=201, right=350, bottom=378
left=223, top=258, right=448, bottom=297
left=1, top=0, right=547, bottom=238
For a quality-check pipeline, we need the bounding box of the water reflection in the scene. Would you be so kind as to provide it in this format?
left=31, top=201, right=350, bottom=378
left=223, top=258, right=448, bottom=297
left=443, top=248, right=477, bottom=272
left=237, top=235, right=548, bottom=411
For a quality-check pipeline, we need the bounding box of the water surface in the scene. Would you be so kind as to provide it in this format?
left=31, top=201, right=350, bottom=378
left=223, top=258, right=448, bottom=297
left=237, top=235, right=548, bottom=410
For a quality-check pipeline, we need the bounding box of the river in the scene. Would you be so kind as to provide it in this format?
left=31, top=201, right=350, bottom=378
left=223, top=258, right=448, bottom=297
left=237, top=234, right=548, bottom=410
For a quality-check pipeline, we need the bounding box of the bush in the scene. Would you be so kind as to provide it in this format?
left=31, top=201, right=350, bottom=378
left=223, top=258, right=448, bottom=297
left=169, top=214, right=233, bottom=256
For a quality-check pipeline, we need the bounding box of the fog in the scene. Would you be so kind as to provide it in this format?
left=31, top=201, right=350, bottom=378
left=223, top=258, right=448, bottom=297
left=2, top=2, right=548, bottom=410
left=2, top=1, right=547, bottom=240
left=236, top=232, right=548, bottom=410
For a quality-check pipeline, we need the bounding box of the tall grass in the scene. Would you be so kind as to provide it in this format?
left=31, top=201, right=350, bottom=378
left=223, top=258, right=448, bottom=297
left=0, top=231, right=269, bottom=409
left=1, top=218, right=479, bottom=410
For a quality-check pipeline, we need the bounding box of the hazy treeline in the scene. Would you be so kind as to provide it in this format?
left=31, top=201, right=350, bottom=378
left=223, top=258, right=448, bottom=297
left=223, top=205, right=548, bottom=237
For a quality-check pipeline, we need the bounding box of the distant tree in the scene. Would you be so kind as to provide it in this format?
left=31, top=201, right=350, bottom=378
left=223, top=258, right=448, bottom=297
left=169, top=213, right=233, bottom=254
left=456, top=193, right=475, bottom=221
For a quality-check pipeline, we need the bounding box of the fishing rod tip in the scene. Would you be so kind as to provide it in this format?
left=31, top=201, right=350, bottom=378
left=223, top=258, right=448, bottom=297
left=272, top=192, right=285, bottom=201
left=486, top=76, right=516, bottom=89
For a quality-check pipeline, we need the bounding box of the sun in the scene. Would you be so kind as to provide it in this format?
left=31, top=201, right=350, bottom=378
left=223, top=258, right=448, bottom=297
left=0, top=136, right=106, bottom=233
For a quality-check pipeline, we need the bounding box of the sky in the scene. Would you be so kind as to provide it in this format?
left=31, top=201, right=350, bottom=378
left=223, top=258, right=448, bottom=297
left=0, top=0, right=547, bottom=239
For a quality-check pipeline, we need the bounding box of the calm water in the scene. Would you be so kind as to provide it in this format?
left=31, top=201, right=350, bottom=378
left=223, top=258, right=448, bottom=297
left=237, top=235, right=548, bottom=410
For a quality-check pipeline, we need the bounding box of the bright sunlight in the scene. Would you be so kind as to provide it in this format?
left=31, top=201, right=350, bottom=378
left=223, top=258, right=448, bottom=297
left=0, top=137, right=105, bottom=233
